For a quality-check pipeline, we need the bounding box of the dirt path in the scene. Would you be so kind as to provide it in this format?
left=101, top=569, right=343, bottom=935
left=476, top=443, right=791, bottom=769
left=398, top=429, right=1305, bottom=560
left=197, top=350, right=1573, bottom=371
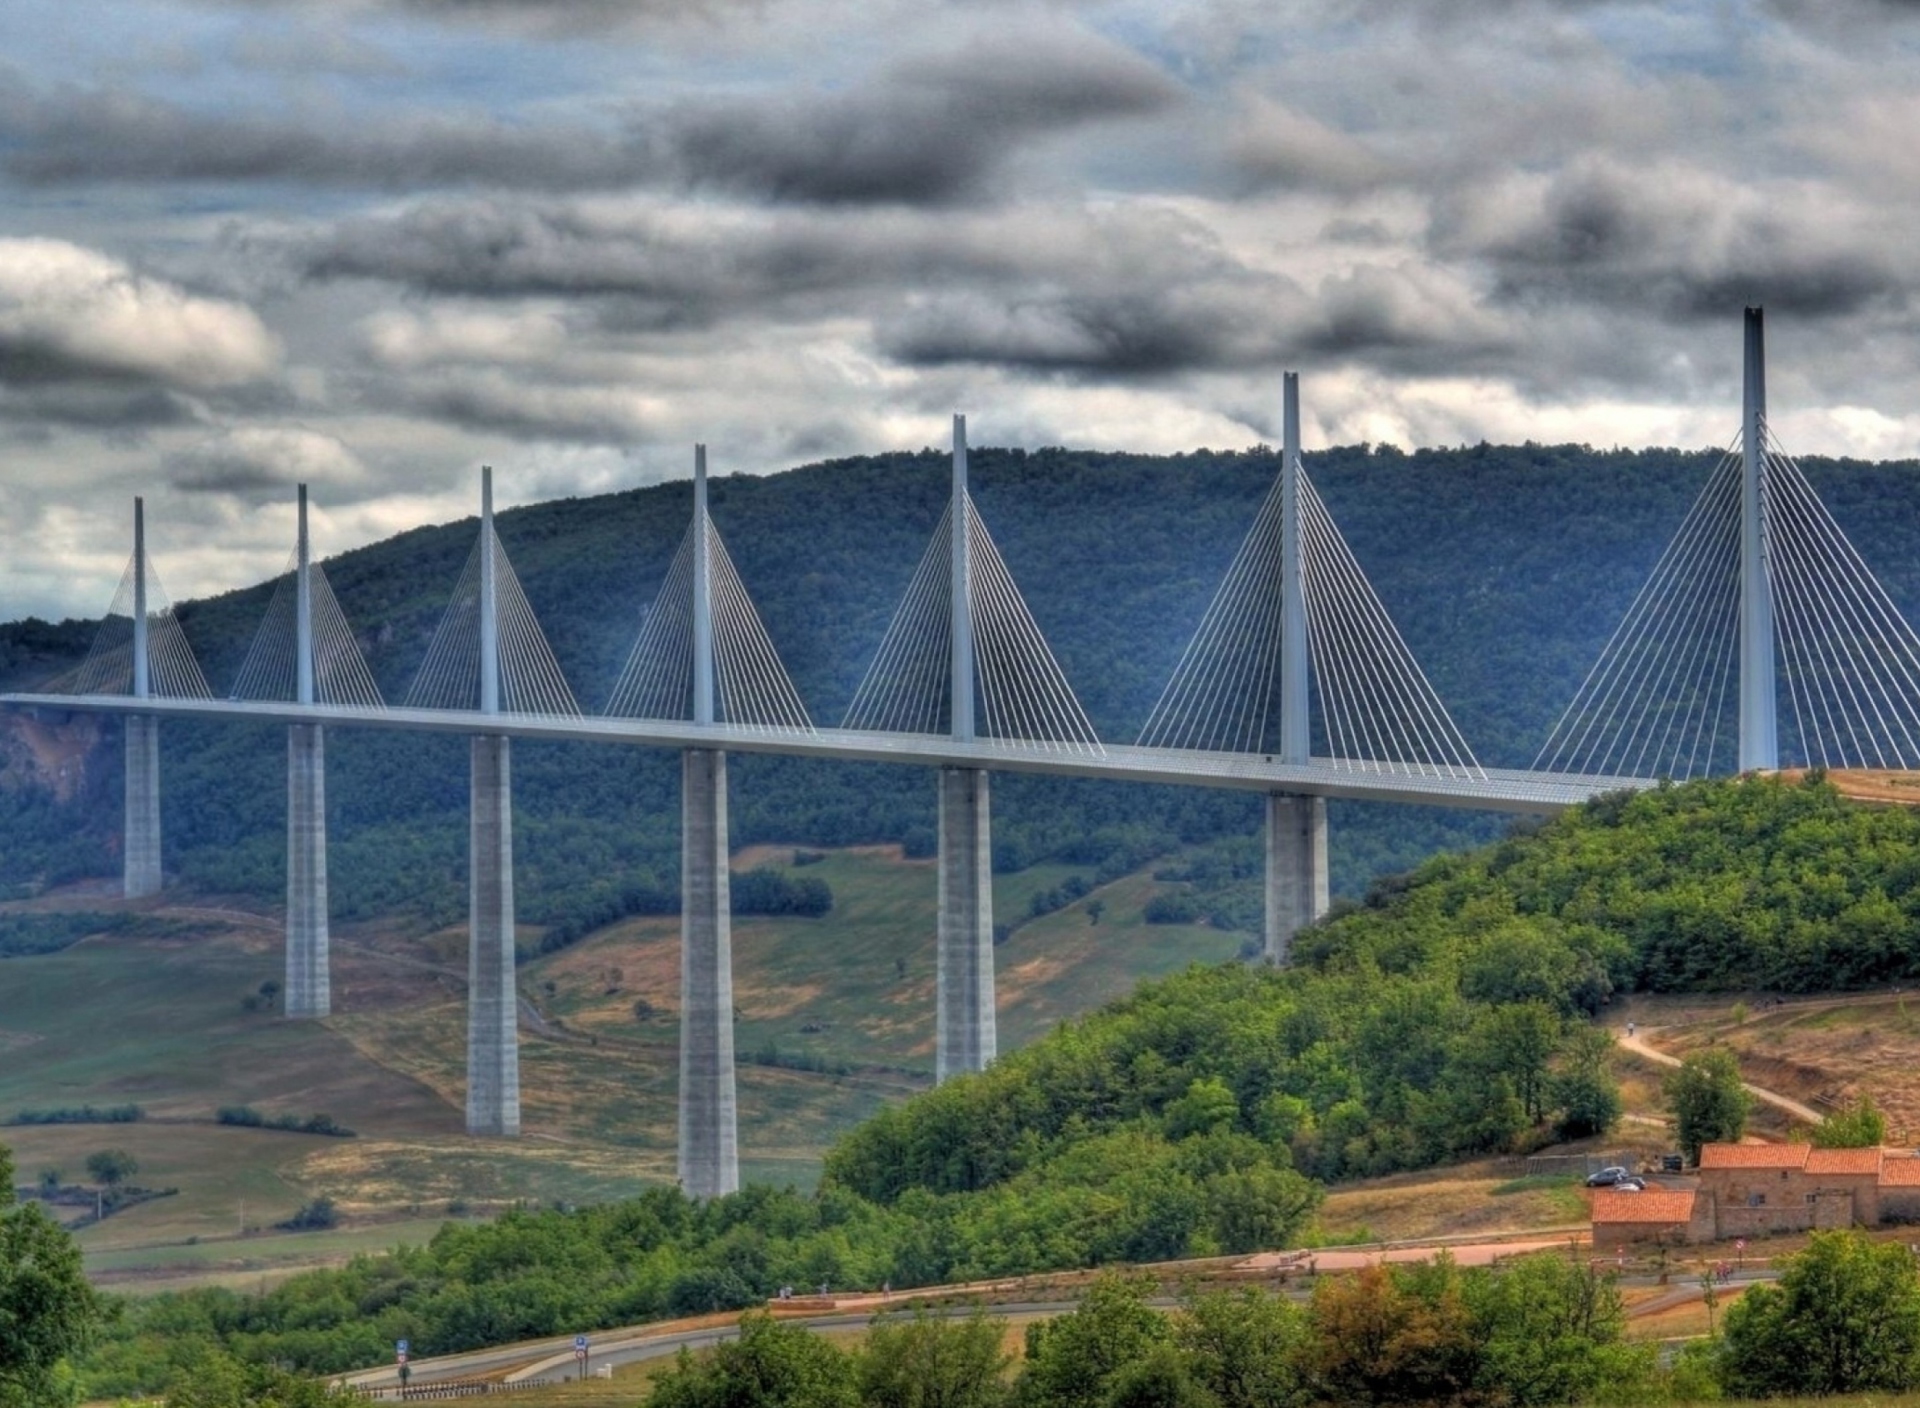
left=1616, top=1025, right=1824, bottom=1126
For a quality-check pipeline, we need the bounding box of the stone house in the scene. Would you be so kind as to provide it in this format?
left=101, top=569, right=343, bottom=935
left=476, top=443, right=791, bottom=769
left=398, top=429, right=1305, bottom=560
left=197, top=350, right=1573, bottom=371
left=1591, top=1144, right=1920, bottom=1246
left=1879, top=1151, right=1920, bottom=1222
left=1590, top=1189, right=1706, bottom=1250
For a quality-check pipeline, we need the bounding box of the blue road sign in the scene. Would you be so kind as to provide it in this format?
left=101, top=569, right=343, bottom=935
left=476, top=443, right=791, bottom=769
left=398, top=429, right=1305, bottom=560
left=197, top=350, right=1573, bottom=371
left=574, top=1335, right=589, bottom=1351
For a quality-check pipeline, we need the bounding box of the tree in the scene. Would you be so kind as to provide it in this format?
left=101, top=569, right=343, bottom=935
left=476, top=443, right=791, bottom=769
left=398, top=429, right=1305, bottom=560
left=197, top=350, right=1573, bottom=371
left=1719, top=1230, right=1920, bottom=1396
left=165, top=1350, right=332, bottom=1408
left=84, top=1150, right=137, bottom=1189
left=1099, top=1344, right=1209, bottom=1408
left=1464, top=1252, right=1648, bottom=1406
left=1204, top=1167, right=1321, bottom=1255
left=1018, top=1273, right=1172, bottom=1408
left=1665, top=1048, right=1752, bottom=1162
left=1165, top=1078, right=1238, bottom=1140
left=1813, top=1094, right=1888, bottom=1149
left=0, top=1143, right=103, bottom=1408
left=1299, top=1261, right=1476, bottom=1406
left=1548, top=1025, right=1622, bottom=1139
left=857, top=1310, right=1010, bottom=1408
left=647, top=1312, right=858, bottom=1408
left=1175, top=1287, right=1309, bottom=1408
left=1466, top=1003, right=1561, bottom=1123
left=276, top=1198, right=337, bottom=1232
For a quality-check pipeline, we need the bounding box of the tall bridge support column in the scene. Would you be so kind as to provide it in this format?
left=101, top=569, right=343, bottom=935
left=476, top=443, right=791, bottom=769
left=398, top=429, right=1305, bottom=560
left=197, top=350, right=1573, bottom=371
left=1264, top=792, right=1327, bottom=966
left=937, top=767, right=995, bottom=1081
left=124, top=716, right=161, bottom=898
left=285, top=723, right=329, bottom=1017
left=467, top=734, right=520, bottom=1137
left=679, top=747, right=738, bottom=1198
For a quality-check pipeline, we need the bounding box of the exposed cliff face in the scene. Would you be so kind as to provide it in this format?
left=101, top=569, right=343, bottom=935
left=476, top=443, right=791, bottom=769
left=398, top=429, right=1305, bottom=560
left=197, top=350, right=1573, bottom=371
left=0, top=709, right=103, bottom=804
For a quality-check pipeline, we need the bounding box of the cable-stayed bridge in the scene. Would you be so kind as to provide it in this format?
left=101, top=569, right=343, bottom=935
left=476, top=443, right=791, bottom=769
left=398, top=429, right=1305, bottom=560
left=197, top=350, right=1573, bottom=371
left=5, top=308, right=1917, bottom=1196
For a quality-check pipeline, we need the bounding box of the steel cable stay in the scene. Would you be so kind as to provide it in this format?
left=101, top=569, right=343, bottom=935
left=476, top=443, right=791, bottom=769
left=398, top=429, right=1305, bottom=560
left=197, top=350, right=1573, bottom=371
left=404, top=535, right=483, bottom=711
left=310, top=568, right=384, bottom=708
left=841, top=495, right=1100, bottom=751
left=607, top=528, right=695, bottom=721
left=603, top=516, right=809, bottom=729
left=1303, top=493, right=1432, bottom=772
left=1535, top=448, right=1742, bottom=778
left=404, top=526, right=578, bottom=716
left=1768, top=472, right=1872, bottom=767
left=1136, top=461, right=1476, bottom=777
left=967, top=504, right=1100, bottom=752
left=1763, top=435, right=1920, bottom=768
left=1300, top=481, right=1480, bottom=777
left=1542, top=454, right=1738, bottom=776
left=1138, top=477, right=1286, bottom=752
left=495, top=545, right=579, bottom=716
left=1638, top=541, right=1738, bottom=781
left=1536, top=447, right=1738, bottom=774
left=231, top=547, right=384, bottom=709
left=843, top=504, right=952, bottom=734
left=707, top=526, right=811, bottom=730
left=1603, top=470, right=1741, bottom=778
left=1539, top=417, right=1920, bottom=778
left=72, top=548, right=211, bottom=699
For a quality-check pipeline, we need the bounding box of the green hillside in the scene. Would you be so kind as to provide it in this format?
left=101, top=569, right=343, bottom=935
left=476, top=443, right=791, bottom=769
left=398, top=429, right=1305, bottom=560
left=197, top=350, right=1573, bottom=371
left=9, top=440, right=1920, bottom=930
left=71, top=771, right=1920, bottom=1392
left=0, top=842, right=1239, bottom=1288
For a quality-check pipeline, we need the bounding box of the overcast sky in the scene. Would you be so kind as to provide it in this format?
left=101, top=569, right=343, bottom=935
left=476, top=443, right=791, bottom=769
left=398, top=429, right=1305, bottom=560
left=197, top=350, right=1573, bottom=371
left=3, top=0, right=1920, bottom=619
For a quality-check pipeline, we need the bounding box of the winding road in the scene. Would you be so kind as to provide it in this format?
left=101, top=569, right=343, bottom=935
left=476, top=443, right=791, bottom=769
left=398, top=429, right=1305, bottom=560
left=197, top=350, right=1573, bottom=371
left=1615, top=1023, right=1823, bottom=1126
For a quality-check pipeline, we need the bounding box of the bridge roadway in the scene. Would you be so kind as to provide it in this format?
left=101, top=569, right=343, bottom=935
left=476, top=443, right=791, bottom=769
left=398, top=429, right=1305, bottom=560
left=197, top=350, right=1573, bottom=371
left=0, top=692, right=1651, bottom=814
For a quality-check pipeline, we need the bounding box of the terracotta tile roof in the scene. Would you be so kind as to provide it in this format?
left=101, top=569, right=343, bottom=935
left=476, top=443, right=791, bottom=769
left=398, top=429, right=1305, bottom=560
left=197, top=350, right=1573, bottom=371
left=1698, top=1143, right=1810, bottom=1170
left=1592, top=1189, right=1697, bottom=1224
left=1879, top=1156, right=1920, bottom=1188
left=1806, top=1148, right=1884, bottom=1176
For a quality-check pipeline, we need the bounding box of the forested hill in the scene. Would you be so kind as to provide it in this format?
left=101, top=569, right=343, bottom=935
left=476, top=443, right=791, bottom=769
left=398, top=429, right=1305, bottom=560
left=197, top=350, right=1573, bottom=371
left=81, top=772, right=1920, bottom=1392
left=3, top=441, right=1920, bottom=929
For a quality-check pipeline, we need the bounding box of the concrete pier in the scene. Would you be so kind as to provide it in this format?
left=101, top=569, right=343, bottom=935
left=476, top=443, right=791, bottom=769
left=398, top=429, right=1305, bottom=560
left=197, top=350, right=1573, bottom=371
left=125, top=496, right=160, bottom=899
left=1264, top=792, right=1327, bottom=965
left=678, top=747, right=738, bottom=1198
left=124, top=715, right=161, bottom=898
left=285, top=723, right=329, bottom=1017
left=466, top=734, right=520, bottom=1137
left=936, top=766, right=995, bottom=1080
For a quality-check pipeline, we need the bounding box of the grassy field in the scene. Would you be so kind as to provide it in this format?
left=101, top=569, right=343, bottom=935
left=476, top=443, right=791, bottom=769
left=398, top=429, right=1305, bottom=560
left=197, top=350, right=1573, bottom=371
left=1311, top=1159, right=1590, bottom=1245
left=0, top=846, right=1237, bottom=1286
left=533, top=845, right=1236, bottom=1079
left=1622, top=987, right=1920, bottom=1140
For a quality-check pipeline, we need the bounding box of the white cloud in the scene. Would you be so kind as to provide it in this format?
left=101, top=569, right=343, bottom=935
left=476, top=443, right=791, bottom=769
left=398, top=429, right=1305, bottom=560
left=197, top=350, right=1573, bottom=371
left=0, top=238, right=279, bottom=391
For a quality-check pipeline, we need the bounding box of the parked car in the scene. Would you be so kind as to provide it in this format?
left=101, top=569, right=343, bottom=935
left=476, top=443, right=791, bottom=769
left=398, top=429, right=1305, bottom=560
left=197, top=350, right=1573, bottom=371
left=1585, top=1166, right=1633, bottom=1187
left=1614, top=1178, right=1646, bottom=1192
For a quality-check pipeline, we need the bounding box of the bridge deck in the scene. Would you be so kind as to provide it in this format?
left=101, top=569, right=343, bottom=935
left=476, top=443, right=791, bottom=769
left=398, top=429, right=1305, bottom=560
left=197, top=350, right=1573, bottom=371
left=0, top=693, right=1653, bottom=814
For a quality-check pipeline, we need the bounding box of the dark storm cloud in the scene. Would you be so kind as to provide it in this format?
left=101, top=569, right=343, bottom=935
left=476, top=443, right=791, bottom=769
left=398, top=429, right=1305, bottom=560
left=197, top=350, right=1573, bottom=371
left=0, top=83, right=660, bottom=191
left=307, top=195, right=1324, bottom=377
left=0, top=342, right=149, bottom=386
left=0, top=29, right=1176, bottom=206
left=670, top=31, right=1180, bottom=204
left=165, top=426, right=370, bottom=501
left=201, top=0, right=735, bottom=34
left=307, top=183, right=1530, bottom=394
left=304, top=203, right=855, bottom=311
left=1445, top=160, right=1909, bottom=327
left=1299, top=266, right=1511, bottom=366
left=0, top=382, right=192, bottom=429
left=170, top=462, right=284, bottom=494
left=876, top=279, right=1299, bottom=375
